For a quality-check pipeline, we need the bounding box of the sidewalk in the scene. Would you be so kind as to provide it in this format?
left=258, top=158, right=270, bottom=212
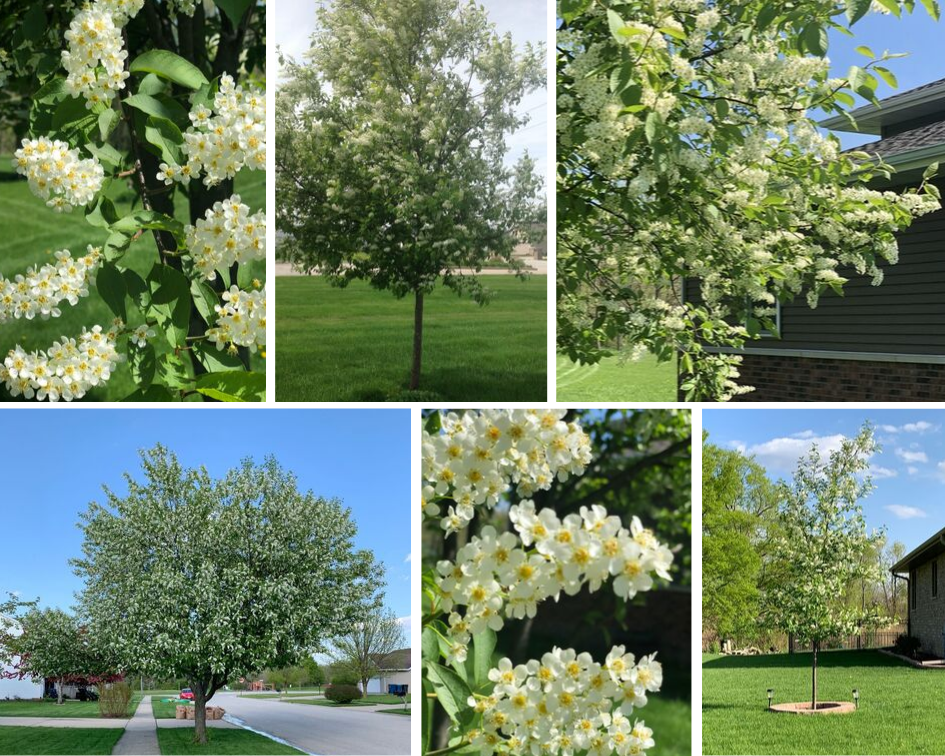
left=112, top=695, right=158, bottom=755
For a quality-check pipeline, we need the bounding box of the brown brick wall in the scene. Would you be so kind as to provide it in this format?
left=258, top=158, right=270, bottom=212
left=912, top=556, right=945, bottom=657
left=722, top=354, right=945, bottom=402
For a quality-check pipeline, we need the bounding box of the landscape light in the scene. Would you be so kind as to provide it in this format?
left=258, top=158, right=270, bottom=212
left=853, top=689, right=859, bottom=709
left=767, top=688, right=773, bottom=709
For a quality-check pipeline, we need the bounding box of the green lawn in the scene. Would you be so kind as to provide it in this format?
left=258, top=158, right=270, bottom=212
left=0, top=726, right=123, bottom=755
left=0, top=157, right=265, bottom=402
left=275, top=275, right=547, bottom=401
left=153, top=699, right=193, bottom=720
left=376, top=708, right=411, bottom=716
left=156, top=728, right=305, bottom=755
left=635, top=696, right=690, bottom=756
left=0, top=693, right=142, bottom=718
left=556, top=353, right=676, bottom=402
left=703, top=650, right=945, bottom=754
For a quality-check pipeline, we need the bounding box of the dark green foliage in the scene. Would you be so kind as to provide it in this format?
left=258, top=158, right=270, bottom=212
left=324, top=684, right=363, bottom=704
left=893, top=633, right=921, bottom=658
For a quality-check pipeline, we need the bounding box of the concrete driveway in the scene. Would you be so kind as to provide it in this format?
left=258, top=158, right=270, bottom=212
left=212, top=692, right=410, bottom=755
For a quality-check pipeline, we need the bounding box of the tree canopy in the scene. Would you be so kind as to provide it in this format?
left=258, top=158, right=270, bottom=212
left=276, top=0, right=545, bottom=388
left=557, top=0, right=941, bottom=400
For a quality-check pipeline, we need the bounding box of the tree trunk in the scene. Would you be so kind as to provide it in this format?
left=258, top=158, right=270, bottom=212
left=811, top=642, right=818, bottom=710
left=57, top=676, right=63, bottom=705
left=410, top=290, right=424, bottom=389
left=192, top=680, right=208, bottom=745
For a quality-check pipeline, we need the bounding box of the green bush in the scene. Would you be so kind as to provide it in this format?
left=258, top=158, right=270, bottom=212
left=325, top=684, right=362, bottom=704
left=893, top=633, right=922, bottom=658
left=98, top=682, right=132, bottom=718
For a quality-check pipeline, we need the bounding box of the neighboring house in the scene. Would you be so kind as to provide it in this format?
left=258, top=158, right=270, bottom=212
left=0, top=616, right=42, bottom=700
left=367, top=647, right=410, bottom=694
left=683, top=77, right=945, bottom=401
left=892, top=525, right=945, bottom=657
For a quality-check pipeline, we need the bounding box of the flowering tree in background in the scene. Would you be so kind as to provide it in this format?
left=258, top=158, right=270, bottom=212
left=764, top=425, right=885, bottom=710
left=557, top=0, right=941, bottom=401
left=421, top=409, right=675, bottom=756
left=277, top=0, right=545, bottom=390
left=0, top=0, right=265, bottom=402
left=72, top=445, right=382, bottom=743
left=3, top=608, right=83, bottom=705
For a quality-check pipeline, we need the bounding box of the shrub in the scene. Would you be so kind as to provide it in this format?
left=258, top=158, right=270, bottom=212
left=325, top=684, right=362, bottom=704
left=894, top=634, right=922, bottom=658
left=98, top=682, right=132, bottom=718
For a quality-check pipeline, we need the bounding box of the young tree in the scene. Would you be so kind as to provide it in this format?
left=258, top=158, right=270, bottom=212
left=276, top=0, right=545, bottom=390
left=72, top=445, right=383, bottom=744
left=764, top=425, right=885, bottom=710
left=8, top=609, right=83, bottom=705
left=0, top=1, right=266, bottom=402
left=557, top=0, right=941, bottom=400
left=302, top=657, right=325, bottom=691
left=330, top=607, right=406, bottom=696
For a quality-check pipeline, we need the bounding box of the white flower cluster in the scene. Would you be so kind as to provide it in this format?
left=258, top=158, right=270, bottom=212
left=422, top=410, right=594, bottom=533
left=13, top=137, right=104, bottom=212
left=470, top=646, right=661, bottom=756
left=435, top=502, right=673, bottom=663
left=62, top=6, right=132, bottom=107
left=160, top=74, right=266, bottom=186
left=185, top=195, right=266, bottom=281
left=206, top=286, right=266, bottom=353
left=130, top=324, right=155, bottom=348
left=0, top=246, right=103, bottom=323
left=1, top=324, right=122, bottom=402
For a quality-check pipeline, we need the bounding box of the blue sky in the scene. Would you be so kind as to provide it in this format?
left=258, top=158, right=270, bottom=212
left=704, top=409, right=945, bottom=554
left=822, top=10, right=942, bottom=149
left=0, top=409, right=411, bottom=626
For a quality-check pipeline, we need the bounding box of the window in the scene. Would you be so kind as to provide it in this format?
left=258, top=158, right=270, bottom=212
left=911, top=568, right=917, bottom=610
left=743, top=299, right=782, bottom=339
left=934, top=560, right=939, bottom=599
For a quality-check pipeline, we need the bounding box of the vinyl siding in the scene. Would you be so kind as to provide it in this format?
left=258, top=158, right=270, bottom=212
left=684, top=192, right=945, bottom=355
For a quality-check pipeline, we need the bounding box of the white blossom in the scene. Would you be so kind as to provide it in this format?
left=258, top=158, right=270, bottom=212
left=13, top=137, right=104, bottom=212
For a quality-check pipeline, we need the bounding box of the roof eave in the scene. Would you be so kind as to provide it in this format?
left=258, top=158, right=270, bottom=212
left=881, top=143, right=945, bottom=172
left=819, top=82, right=945, bottom=134
left=891, top=525, right=945, bottom=573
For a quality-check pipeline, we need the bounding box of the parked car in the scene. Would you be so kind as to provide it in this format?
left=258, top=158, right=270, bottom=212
left=76, top=688, right=99, bottom=702
left=180, top=688, right=194, bottom=700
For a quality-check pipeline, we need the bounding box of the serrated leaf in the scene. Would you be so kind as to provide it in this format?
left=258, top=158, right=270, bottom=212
left=195, top=371, right=265, bottom=402
left=96, top=262, right=126, bottom=321
left=846, top=0, right=873, bottom=23
left=424, top=662, right=473, bottom=725
left=124, top=93, right=188, bottom=126
left=147, top=263, right=191, bottom=348
left=802, top=24, right=828, bottom=56
left=144, top=115, right=184, bottom=166
left=874, top=66, right=898, bottom=89
left=472, top=629, right=497, bottom=690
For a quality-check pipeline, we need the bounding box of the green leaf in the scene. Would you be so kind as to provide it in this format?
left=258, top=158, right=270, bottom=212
left=85, top=142, right=123, bottom=170
left=644, top=111, right=660, bottom=143
left=194, top=371, right=265, bottom=402
left=104, top=232, right=132, bottom=263
left=86, top=197, right=120, bottom=229
left=846, top=0, right=873, bottom=23
left=214, top=0, right=255, bottom=26
left=51, top=96, right=104, bottom=145
left=124, top=94, right=188, bottom=126
left=923, top=161, right=939, bottom=181
left=421, top=627, right=439, bottom=663
left=144, top=116, right=184, bottom=166
left=756, top=4, right=778, bottom=30
left=129, top=49, right=209, bottom=90
left=855, top=45, right=876, bottom=58
left=21, top=3, right=46, bottom=42
left=129, top=343, right=156, bottom=389
left=920, top=0, right=941, bottom=20
left=137, top=73, right=166, bottom=97
left=875, top=0, right=902, bottom=15
left=559, top=0, right=591, bottom=22
left=146, top=264, right=191, bottom=348
left=111, top=209, right=184, bottom=238
left=424, top=410, right=442, bottom=435
left=424, top=662, right=472, bottom=725
left=193, top=342, right=245, bottom=373
left=874, top=66, right=898, bottom=89
left=472, top=629, right=496, bottom=690
left=802, top=24, right=828, bottom=56
left=96, top=262, right=126, bottom=321
left=122, top=385, right=175, bottom=402
left=237, top=259, right=265, bottom=290
left=159, top=353, right=193, bottom=389
left=190, top=280, right=219, bottom=324
left=98, top=109, right=119, bottom=141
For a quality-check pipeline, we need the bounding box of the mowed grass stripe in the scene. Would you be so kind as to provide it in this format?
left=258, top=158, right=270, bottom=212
left=0, top=726, right=124, bottom=755
left=156, top=728, right=305, bottom=755
left=276, top=276, right=546, bottom=402
left=703, top=650, right=945, bottom=755
left=555, top=353, right=676, bottom=402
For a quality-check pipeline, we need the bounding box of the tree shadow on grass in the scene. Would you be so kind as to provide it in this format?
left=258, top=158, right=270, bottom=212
left=421, top=366, right=546, bottom=402
left=703, top=649, right=907, bottom=670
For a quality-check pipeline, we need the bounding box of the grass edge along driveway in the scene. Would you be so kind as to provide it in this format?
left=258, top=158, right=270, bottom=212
left=703, top=649, right=945, bottom=755
left=155, top=728, right=305, bottom=755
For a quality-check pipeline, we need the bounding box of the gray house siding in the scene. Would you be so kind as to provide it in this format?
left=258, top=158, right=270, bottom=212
left=912, top=555, right=945, bottom=658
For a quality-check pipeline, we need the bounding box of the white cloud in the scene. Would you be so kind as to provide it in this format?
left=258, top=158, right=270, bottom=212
left=879, top=421, right=937, bottom=434
left=745, top=434, right=847, bottom=471
left=870, top=466, right=898, bottom=479
left=895, top=448, right=928, bottom=464
left=885, top=505, right=927, bottom=520
left=397, top=616, right=412, bottom=641
left=908, top=466, right=919, bottom=475
left=404, top=553, right=411, bottom=563
left=879, top=425, right=899, bottom=433
left=791, top=430, right=816, bottom=439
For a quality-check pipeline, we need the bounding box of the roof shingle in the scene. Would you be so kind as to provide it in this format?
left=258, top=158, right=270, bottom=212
left=854, top=119, right=945, bottom=159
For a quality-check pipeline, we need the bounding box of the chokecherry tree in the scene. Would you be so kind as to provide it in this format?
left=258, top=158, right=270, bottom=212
left=277, top=0, right=545, bottom=390
left=72, top=445, right=383, bottom=743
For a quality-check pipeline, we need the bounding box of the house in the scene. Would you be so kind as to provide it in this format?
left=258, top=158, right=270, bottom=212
left=367, top=647, right=410, bottom=694
left=683, top=77, right=945, bottom=401
left=0, top=616, right=42, bottom=700
left=892, top=525, right=945, bottom=657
